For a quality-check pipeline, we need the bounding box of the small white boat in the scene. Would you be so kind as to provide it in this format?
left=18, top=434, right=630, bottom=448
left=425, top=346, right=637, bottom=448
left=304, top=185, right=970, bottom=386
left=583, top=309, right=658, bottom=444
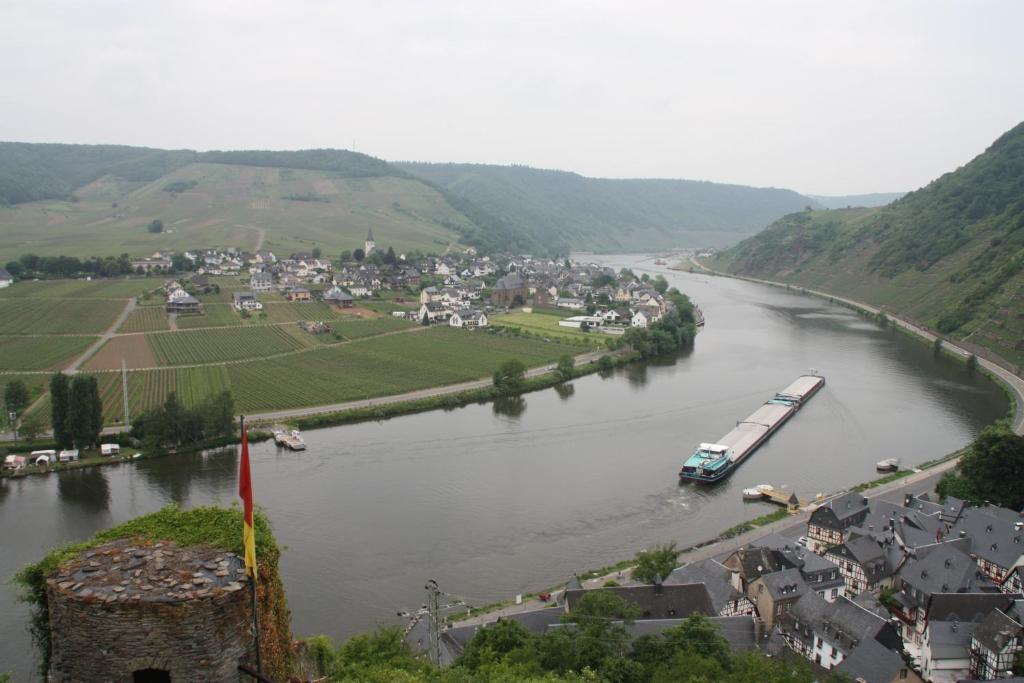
left=876, top=458, right=899, bottom=472
left=742, top=484, right=774, bottom=500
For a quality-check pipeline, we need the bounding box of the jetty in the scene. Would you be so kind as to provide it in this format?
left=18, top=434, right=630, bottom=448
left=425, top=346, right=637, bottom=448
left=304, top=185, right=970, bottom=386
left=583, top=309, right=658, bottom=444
left=272, top=427, right=306, bottom=451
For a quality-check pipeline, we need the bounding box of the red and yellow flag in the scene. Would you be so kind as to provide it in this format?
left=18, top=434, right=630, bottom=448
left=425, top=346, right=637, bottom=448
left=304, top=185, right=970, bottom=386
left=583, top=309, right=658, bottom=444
left=238, top=421, right=257, bottom=580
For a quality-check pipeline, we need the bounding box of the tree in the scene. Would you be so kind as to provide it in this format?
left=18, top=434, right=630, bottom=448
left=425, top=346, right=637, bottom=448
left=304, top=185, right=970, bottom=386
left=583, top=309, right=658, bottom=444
left=19, top=411, right=45, bottom=443
left=556, top=355, right=575, bottom=381
left=339, top=250, right=352, bottom=264
left=631, top=542, right=680, bottom=585
left=384, top=246, right=398, bottom=266
left=937, top=425, right=1024, bottom=509
left=597, top=355, right=614, bottom=372
left=652, top=275, right=669, bottom=294
left=50, top=373, right=72, bottom=449
left=67, top=375, right=101, bottom=449
left=312, top=247, right=322, bottom=258
left=353, top=248, right=366, bottom=262
left=421, top=310, right=430, bottom=326
left=147, top=219, right=164, bottom=234
left=5, top=261, right=23, bottom=278
left=458, top=619, right=535, bottom=671
left=3, top=380, right=30, bottom=423
left=87, top=376, right=103, bottom=443
left=493, top=359, right=527, bottom=395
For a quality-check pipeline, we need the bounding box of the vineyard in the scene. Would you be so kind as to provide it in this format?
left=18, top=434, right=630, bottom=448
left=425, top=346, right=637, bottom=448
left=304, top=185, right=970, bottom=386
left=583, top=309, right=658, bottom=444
left=261, top=301, right=355, bottom=323
left=118, top=306, right=170, bottom=333
left=0, top=298, right=126, bottom=334
left=336, top=317, right=414, bottom=339
left=226, top=326, right=565, bottom=412
left=146, top=325, right=312, bottom=365
left=0, top=335, right=96, bottom=370
left=0, top=278, right=156, bottom=299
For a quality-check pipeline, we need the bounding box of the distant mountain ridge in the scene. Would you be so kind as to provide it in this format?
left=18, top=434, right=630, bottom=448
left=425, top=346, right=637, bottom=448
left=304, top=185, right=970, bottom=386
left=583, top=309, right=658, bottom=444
left=710, top=121, right=1024, bottom=369
left=806, top=192, right=906, bottom=209
left=397, top=162, right=819, bottom=252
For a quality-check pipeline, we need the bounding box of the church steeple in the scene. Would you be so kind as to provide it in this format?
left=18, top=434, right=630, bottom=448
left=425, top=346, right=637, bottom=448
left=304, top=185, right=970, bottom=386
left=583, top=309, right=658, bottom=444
left=365, top=227, right=376, bottom=255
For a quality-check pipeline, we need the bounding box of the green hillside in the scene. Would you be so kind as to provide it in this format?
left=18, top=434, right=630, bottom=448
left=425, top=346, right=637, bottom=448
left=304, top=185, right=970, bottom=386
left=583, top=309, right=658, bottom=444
left=710, top=121, right=1024, bottom=368
left=806, top=192, right=905, bottom=209
left=397, top=162, right=819, bottom=252
left=0, top=156, right=478, bottom=260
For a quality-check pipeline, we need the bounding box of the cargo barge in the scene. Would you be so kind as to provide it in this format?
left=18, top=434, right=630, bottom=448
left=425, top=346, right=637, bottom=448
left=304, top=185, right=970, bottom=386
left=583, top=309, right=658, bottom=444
left=678, top=374, right=825, bottom=484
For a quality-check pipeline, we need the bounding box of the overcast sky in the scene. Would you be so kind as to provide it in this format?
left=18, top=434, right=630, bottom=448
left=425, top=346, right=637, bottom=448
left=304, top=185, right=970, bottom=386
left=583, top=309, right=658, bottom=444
left=2, top=1, right=1022, bottom=195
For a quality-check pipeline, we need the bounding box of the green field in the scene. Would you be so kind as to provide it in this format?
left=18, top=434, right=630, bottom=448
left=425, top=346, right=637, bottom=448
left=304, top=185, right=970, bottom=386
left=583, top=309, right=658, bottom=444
left=261, top=301, right=355, bottom=323
left=146, top=325, right=312, bottom=365
left=0, top=373, right=50, bottom=405
left=225, top=326, right=566, bottom=412
left=0, top=298, right=125, bottom=334
left=0, top=162, right=467, bottom=261
left=335, top=317, right=414, bottom=339
left=0, top=278, right=157, bottom=299
left=119, top=306, right=170, bottom=332
left=492, top=309, right=601, bottom=345
left=0, top=335, right=96, bottom=370
left=175, top=304, right=246, bottom=328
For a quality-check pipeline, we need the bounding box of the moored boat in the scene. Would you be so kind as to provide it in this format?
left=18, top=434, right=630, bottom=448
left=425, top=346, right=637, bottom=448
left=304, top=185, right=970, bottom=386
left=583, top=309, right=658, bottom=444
left=273, top=428, right=307, bottom=451
left=876, top=458, right=899, bottom=472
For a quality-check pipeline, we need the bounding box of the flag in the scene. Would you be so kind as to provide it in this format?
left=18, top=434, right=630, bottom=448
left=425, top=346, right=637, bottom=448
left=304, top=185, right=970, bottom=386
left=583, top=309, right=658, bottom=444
left=238, top=418, right=257, bottom=580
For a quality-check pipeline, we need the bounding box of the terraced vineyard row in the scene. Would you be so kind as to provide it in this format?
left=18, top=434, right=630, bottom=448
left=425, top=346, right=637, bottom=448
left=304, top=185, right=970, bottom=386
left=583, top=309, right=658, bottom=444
left=0, top=278, right=155, bottom=299
left=119, top=306, right=170, bottom=333
left=0, top=335, right=96, bottom=370
left=0, top=298, right=125, bottom=334
left=175, top=304, right=246, bottom=329
left=261, top=301, right=356, bottom=323
left=146, top=325, right=311, bottom=365
left=336, top=317, right=414, bottom=339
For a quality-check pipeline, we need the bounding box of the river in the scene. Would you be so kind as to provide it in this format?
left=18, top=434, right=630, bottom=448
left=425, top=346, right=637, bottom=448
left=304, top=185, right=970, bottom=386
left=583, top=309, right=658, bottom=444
left=0, top=255, right=1008, bottom=679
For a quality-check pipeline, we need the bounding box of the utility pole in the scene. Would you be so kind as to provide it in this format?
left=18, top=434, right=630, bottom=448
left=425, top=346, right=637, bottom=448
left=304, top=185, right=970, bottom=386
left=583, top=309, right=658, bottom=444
left=425, top=579, right=441, bottom=667
left=121, top=359, right=130, bottom=428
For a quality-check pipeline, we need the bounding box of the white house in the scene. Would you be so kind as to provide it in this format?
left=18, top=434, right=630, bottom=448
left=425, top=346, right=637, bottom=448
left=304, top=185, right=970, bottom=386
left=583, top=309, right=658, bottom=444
left=558, top=315, right=604, bottom=329
left=232, top=291, right=263, bottom=311
left=631, top=310, right=654, bottom=328
left=0, top=267, right=13, bottom=288
left=59, top=449, right=80, bottom=463
left=449, top=310, right=488, bottom=329
left=418, top=302, right=452, bottom=323
left=555, top=297, right=585, bottom=310
left=100, top=443, right=121, bottom=456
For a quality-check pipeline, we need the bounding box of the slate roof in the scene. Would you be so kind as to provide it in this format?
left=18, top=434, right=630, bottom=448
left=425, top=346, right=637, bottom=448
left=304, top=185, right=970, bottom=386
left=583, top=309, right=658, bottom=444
left=834, top=637, right=908, bottom=683
left=897, top=543, right=997, bottom=606
left=949, top=505, right=1024, bottom=570
left=940, top=496, right=968, bottom=524
left=926, top=592, right=1023, bottom=624
left=926, top=619, right=977, bottom=660
left=664, top=559, right=745, bottom=613
left=724, top=546, right=783, bottom=583
left=757, top=567, right=808, bottom=601
left=494, top=272, right=525, bottom=290
left=828, top=534, right=897, bottom=584
left=783, top=592, right=897, bottom=652
left=564, top=583, right=715, bottom=620
left=0, top=267, right=11, bottom=280
left=973, top=606, right=1024, bottom=653
left=821, top=492, right=870, bottom=522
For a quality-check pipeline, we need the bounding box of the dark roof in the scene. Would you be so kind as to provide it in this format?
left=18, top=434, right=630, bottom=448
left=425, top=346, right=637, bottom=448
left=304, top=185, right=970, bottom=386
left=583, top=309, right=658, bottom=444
left=757, top=567, right=808, bottom=601
left=825, top=492, right=870, bottom=522
left=724, top=546, right=783, bottom=582
left=926, top=619, right=977, bottom=660
left=664, top=559, right=745, bottom=612
left=897, top=543, right=996, bottom=604
left=940, top=496, right=968, bottom=524
left=494, top=272, right=525, bottom=290
left=926, top=592, right=1023, bottom=623
left=973, top=606, right=1024, bottom=652
left=783, top=593, right=895, bottom=652
left=834, top=637, right=908, bottom=683
left=949, top=505, right=1024, bottom=569
left=564, top=583, right=715, bottom=620
left=0, top=267, right=13, bottom=280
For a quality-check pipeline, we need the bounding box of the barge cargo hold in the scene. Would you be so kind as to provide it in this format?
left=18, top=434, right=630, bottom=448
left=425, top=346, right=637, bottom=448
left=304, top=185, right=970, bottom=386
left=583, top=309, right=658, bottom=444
left=679, top=374, right=825, bottom=484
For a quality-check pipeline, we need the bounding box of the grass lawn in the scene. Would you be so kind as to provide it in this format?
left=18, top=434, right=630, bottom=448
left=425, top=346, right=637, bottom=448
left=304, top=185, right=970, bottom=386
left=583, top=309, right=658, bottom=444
left=492, top=309, right=603, bottom=346
left=0, top=298, right=126, bottom=334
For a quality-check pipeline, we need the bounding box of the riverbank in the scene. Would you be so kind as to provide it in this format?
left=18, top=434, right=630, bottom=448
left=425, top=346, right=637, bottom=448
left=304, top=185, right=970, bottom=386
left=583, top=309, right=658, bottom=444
left=0, top=349, right=637, bottom=478
left=684, top=258, right=1024, bottom=435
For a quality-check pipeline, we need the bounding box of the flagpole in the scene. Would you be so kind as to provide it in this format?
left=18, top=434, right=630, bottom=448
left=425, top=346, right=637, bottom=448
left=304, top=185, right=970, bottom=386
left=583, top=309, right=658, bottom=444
left=240, top=414, right=262, bottom=675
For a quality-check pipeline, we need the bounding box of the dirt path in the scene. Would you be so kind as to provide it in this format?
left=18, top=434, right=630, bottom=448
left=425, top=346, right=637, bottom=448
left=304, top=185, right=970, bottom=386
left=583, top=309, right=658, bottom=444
left=167, top=312, right=178, bottom=331
left=688, top=258, right=1024, bottom=435
left=66, top=298, right=136, bottom=374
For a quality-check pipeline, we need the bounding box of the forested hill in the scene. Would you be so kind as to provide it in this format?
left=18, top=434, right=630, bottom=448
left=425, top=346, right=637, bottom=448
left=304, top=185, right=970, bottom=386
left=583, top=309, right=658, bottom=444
left=710, top=121, right=1024, bottom=369
left=396, top=162, right=819, bottom=252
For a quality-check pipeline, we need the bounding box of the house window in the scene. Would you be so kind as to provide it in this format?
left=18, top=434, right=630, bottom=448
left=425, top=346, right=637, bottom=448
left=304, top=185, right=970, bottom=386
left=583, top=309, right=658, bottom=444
left=831, top=646, right=837, bottom=657
left=831, top=588, right=838, bottom=599
left=899, top=669, right=908, bottom=679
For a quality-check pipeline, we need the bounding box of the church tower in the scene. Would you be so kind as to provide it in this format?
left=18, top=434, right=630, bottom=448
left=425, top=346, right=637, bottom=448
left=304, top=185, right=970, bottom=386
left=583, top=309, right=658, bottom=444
left=365, top=227, right=376, bottom=255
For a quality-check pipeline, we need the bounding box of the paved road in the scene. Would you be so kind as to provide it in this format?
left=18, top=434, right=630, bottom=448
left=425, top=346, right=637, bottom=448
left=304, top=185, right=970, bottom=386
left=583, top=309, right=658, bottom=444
left=66, top=298, right=136, bottom=374
left=689, top=258, right=1024, bottom=435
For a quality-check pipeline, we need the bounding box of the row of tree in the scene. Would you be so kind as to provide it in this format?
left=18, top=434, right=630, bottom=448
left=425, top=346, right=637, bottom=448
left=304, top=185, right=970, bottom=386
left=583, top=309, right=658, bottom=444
left=130, top=391, right=236, bottom=452
left=305, top=602, right=849, bottom=682
left=50, top=373, right=104, bottom=450
left=4, top=251, right=194, bottom=280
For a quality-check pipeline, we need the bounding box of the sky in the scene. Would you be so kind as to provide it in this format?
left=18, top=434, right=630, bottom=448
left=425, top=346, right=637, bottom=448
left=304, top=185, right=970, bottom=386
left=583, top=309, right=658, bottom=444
left=2, top=0, right=1022, bottom=195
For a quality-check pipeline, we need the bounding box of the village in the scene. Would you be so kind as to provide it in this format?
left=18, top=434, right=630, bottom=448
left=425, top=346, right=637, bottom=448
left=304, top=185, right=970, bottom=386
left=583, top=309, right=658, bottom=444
left=152, top=228, right=693, bottom=336
left=415, top=486, right=1024, bottom=683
